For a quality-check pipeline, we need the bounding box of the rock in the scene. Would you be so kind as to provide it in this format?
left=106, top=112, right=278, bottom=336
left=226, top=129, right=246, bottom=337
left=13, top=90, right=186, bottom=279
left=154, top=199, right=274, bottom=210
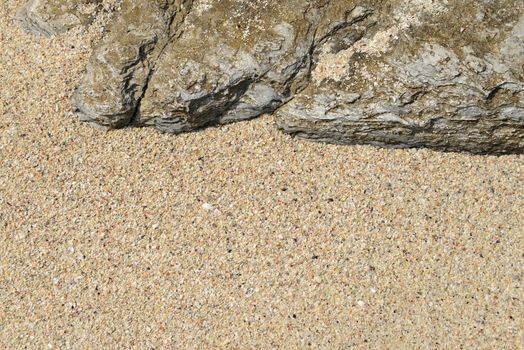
left=17, top=0, right=524, bottom=154
left=73, top=0, right=190, bottom=129
left=74, top=0, right=365, bottom=132
left=276, top=0, right=524, bottom=154
left=17, top=0, right=101, bottom=36
left=136, top=0, right=367, bottom=133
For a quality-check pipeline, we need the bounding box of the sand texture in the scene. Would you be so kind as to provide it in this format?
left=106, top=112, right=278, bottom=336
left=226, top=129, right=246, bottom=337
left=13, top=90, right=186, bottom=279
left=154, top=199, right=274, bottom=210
left=1, top=1, right=523, bottom=348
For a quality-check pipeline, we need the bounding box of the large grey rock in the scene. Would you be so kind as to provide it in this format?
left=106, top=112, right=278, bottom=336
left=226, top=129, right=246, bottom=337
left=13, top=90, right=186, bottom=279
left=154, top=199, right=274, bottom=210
left=276, top=0, right=524, bottom=154
left=16, top=0, right=524, bottom=154
left=73, top=0, right=367, bottom=132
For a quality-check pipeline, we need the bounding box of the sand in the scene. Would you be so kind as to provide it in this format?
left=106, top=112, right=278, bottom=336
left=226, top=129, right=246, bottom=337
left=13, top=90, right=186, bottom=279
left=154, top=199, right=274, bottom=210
left=1, top=1, right=523, bottom=348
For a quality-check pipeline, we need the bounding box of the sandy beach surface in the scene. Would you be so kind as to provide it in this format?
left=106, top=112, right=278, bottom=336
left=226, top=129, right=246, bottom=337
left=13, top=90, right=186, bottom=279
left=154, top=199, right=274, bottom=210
left=1, top=1, right=523, bottom=348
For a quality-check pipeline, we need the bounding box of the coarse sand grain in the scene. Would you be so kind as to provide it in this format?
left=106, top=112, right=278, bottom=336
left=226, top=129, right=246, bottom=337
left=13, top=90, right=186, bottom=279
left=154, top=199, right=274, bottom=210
left=1, top=1, right=523, bottom=348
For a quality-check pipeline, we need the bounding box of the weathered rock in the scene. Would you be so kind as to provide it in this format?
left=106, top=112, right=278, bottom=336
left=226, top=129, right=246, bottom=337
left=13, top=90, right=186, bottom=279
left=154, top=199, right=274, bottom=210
left=136, top=0, right=367, bottom=133
left=73, top=0, right=192, bottom=129
left=73, top=0, right=367, bottom=132
left=17, top=0, right=100, bottom=36
left=276, top=0, right=524, bottom=154
left=16, top=0, right=524, bottom=154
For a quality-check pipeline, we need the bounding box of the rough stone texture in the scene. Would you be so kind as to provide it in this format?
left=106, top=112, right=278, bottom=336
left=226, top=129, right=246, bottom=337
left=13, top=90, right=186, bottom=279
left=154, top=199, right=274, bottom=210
left=17, top=0, right=101, bottom=36
left=137, top=0, right=363, bottom=133
left=276, top=0, right=524, bottom=155
left=16, top=0, right=524, bottom=154
left=73, top=0, right=191, bottom=129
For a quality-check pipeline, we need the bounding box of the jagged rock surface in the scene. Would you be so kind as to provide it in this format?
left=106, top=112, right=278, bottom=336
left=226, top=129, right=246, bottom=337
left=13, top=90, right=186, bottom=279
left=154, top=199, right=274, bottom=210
left=72, top=0, right=191, bottom=129
left=276, top=0, right=524, bottom=154
left=16, top=0, right=524, bottom=154
left=136, top=0, right=366, bottom=133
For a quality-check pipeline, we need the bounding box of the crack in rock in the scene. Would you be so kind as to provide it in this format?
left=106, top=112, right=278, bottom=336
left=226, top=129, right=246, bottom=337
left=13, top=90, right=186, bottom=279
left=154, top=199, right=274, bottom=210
left=16, top=0, right=524, bottom=154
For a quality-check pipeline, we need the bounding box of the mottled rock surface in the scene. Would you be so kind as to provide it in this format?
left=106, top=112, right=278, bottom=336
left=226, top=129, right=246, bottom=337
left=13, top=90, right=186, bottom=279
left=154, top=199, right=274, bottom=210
left=16, top=0, right=524, bottom=154
left=137, top=0, right=366, bottom=133
left=73, top=0, right=189, bottom=129
left=17, top=0, right=101, bottom=36
left=277, top=0, right=524, bottom=154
